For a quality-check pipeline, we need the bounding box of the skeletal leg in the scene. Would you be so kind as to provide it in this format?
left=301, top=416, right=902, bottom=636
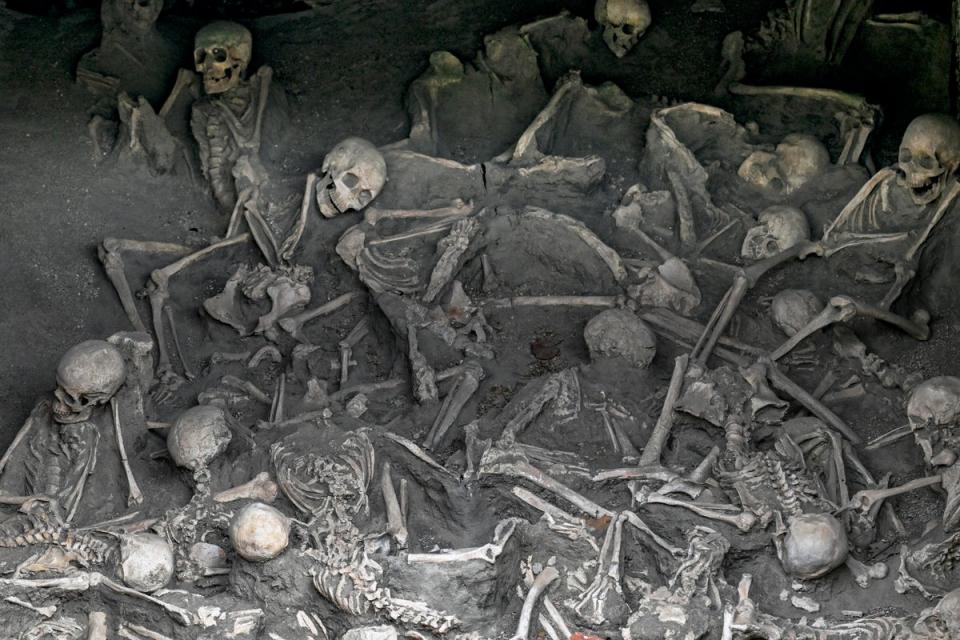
left=510, top=566, right=560, bottom=640
left=423, top=361, right=483, bottom=450
left=338, top=317, right=370, bottom=387
left=148, top=234, right=251, bottom=392
left=278, top=292, right=359, bottom=343
left=762, top=359, right=861, bottom=444
left=98, top=238, right=193, bottom=333
left=213, top=472, right=278, bottom=503
left=111, top=398, right=143, bottom=508
left=622, top=510, right=684, bottom=557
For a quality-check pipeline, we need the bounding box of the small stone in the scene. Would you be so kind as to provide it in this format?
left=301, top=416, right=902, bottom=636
left=791, top=594, right=821, bottom=613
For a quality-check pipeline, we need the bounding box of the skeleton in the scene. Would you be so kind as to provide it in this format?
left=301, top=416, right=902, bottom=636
left=594, top=0, right=652, bottom=58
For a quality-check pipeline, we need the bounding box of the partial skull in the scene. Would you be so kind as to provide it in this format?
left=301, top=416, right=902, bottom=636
left=53, top=340, right=126, bottom=424
left=229, top=502, right=290, bottom=562
left=194, top=21, right=252, bottom=95
left=770, top=289, right=823, bottom=337
left=738, top=134, right=831, bottom=197
left=103, top=0, right=163, bottom=36
left=167, top=405, right=233, bottom=472
left=907, top=377, right=960, bottom=469
left=315, top=137, right=387, bottom=217
left=119, top=534, right=175, bottom=592
left=741, top=205, right=810, bottom=260
left=914, top=587, right=960, bottom=637
left=595, top=0, right=652, bottom=58
left=778, top=513, right=849, bottom=580
left=897, top=114, right=960, bottom=207
left=584, top=309, right=657, bottom=368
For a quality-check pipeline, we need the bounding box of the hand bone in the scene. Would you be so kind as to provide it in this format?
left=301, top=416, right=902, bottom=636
left=213, top=472, right=279, bottom=503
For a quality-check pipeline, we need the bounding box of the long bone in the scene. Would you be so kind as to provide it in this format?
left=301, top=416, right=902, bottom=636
left=163, top=305, right=195, bottom=380
left=510, top=486, right=597, bottom=548
left=277, top=291, right=359, bottom=343
left=639, top=354, right=689, bottom=467
left=112, top=398, right=144, bottom=508
left=213, top=472, right=278, bottom=503
left=509, top=566, right=560, bottom=640
left=279, top=171, right=318, bottom=262
left=381, top=462, right=408, bottom=549
left=423, top=361, right=483, bottom=450
left=845, top=474, right=943, bottom=512
left=771, top=295, right=930, bottom=361
left=622, top=510, right=684, bottom=557
left=638, top=491, right=757, bottom=532
left=481, top=452, right=613, bottom=519
left=147, top=234, right=251, bottom=386
left=521, top=564, right=571, bottom=640
left=574, top=512, right=628, bottom=626
left=88, top=612, right=108, bottom=640
left=337, top=317, right=371, bottom=387
left=692, top=241, right=820, bottom=366
left=407, top=519, right=519, bottom=565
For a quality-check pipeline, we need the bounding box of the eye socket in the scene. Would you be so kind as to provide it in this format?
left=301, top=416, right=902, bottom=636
left=899, top=149, right=912, bottom=164
left=621, top=24, right=635, bottom=35
left=195, top=50, right=206, bottom=65
left=918, top=154, right=937, bottom=170
left=341, top=173, right=360, bottom=189
left=359, top=189, right=373, bottom=202
left=212, top=48, right=228, bottom=63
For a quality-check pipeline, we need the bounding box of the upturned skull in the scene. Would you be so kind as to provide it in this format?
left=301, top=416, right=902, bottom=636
left=907, top=377, right=960, bottom=469
left=315, top=137, right=387, bottom=217
left=740, top=205, right=810, bottom=260
left=738, top=134, right=831, bottom=197
left=778, top=513, right=849, bottom=580
left=897, top=114, right=960, bottom=207
left=770, top=289, right=823, bottom=337
left=595, top=0, right=652, bottom=58
left=167, top=405, right=233, bottom=473
left=52, top=340, right=126, bottom=424
left=194, top=21, right=252, bottom=95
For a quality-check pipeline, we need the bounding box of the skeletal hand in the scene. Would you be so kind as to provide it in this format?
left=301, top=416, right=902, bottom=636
left=151, top=366, right=186, bottom=405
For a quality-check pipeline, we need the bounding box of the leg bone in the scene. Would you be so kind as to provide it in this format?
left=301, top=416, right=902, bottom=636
left=213, top=472, right=279, bottom=503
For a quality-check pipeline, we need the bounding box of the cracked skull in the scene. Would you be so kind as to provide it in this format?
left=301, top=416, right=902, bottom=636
left=770, top=289, right=823, bottom=337
left=595, top=0, right=652, bottom=58
left=315, top=137, right=387, bottom=217
left=914, top=587, right=960, bottom=637
left=907, top=377, right=960, bottom=470
left=738, top=134, right=831, bottom=197
left=167, top=405, right=233, bottom=473
left=194, top=21, right=252, bottom=95
left=897, top=114, right=960, bottom=207
left=230, top=502, right=290, bottom=562
left=778, top=513, right=849, bottom=580
left=740, top=205, right=810, bottom=260
left=119, top=533, right=175, bottom=593
left=52, top=340, right=126, bottom=424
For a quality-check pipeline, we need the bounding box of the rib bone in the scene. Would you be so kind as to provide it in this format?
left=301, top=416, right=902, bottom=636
left=213, top=472, right=279, bottom=504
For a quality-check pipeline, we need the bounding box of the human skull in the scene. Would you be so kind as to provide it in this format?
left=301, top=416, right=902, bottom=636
left=229, top=502, right=290, bottom=562
left=52, top=340, right=126, bottom=424
left=907, top=377, right=960, bottom=469
left=194, top=21, right=252, bottom=95
left=740, top=205, right=810, bottom=260
left=897, top=114, right=960, bottom=207
left=778, top=513, right=849, bottom=580
left=315, top=137, right=387, bottom=218
left=770, top=289, right=823, bottom=337
left=167, top=405, right=232, bottom=473
left=595, top=0, right=652, bottom=58
left=119, top=534, right=175, bottom=592
left=914, top=588, right=960, bottom=637
left=738, top=134, right=831, bottom=197
left=103, top=0, right=163, bottom=37
left=583, top=309, right=657, bottom=368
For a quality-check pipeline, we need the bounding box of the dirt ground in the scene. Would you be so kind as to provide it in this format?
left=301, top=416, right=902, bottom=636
left=1, top=0, right=959, bottom=634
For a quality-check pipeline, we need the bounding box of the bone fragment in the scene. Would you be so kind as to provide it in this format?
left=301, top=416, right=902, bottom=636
left=407, top=520, right=519, bottom=565
left=222, top=376, right=272, bottom=405
left=164, top=306, right=195, bottom=379
left=771, top=297, right=856, bottom=361
left=762, top=359, right=861, bottom=444
left=484, top=295, right=621, bottom=309
left=641, top=493, right=756, bottom=532
left=510, top=566, right=560, bottom=640
left=120, top=623, right=174, bottom=640
left=424, top=363, right=482, bottom=449
left=280, top=172, right=318, bottom=262
left=865, top=425, right=913, bottom=450
left=248, top=345, right=282, bottom=368
left=214, top=472, right=279, bottom=503
left=521, top=565, right=571, bottom=640
left=4, top=596, right=55, bottom=618
left=112, top=398, right=143, bottom=508
left=639, top=355, right=689, bottom=466
left=511, top=487, right=579, bottom=525
left=278, top=292, right=359, bottom=342
left=338, top=317, right=370, bottom=387
left=485, top=457, right=612, bottom=519
left=622, top=510, right=684, bottom=557
left=88, top=612, right=108, bottom=640
left=382, top=432, right=459, bottom=479
left=845, top=555, right=888, bottom=589
left=381, top=462, right=408, bottom=549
